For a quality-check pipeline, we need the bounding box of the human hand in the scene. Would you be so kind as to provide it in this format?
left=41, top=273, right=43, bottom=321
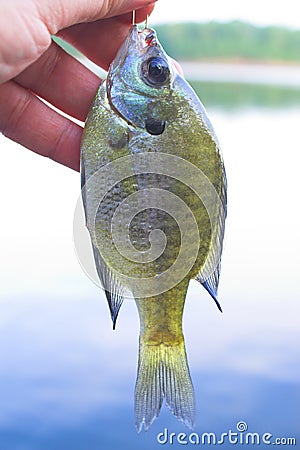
left=0, top=0, right=156, bottom=171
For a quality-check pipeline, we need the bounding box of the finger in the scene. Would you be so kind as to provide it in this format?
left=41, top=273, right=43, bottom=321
left=0, top=1, right=155, bottom=83
left=15, top=41, right=101, bottom=122
left=14, top=3, right=156, bottom=116
left=37, top=0, right=156, bottom=34
left=0, top=81, right=81, bottom=171
left=14, top=6, right=157, bottom=121
left=58, top=5, right=156, bottom=70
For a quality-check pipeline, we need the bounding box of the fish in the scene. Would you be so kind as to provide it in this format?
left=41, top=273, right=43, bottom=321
left=80, top=24, right=227, bottom=432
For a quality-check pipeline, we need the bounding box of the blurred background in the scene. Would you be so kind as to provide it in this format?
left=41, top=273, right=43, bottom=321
left=1, top=0, right=299, bottom=448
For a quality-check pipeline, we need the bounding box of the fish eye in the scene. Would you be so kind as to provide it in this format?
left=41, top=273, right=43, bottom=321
left=142, top=57, right=170, bottom=87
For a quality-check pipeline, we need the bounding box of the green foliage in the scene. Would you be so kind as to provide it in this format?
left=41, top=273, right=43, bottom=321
left=52, top=22, right=300, bottom=63
left=154, top=21, right=300, bottom=62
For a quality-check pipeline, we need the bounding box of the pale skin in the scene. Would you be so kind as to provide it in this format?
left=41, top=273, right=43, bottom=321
left=0, top=0, right=156, bottom=171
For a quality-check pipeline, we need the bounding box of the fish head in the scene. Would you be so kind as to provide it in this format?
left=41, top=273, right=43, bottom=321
left=107, top=26, right=177, bottom=135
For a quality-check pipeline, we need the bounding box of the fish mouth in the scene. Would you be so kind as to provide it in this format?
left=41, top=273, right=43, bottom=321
left=130, top=25, right=159, bottom=50
left=137, top=26, right=159, bottom=48
left=109, top=25, right=159, bottom=73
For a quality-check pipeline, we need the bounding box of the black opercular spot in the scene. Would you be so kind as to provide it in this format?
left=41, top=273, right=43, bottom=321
left=145, top=118, right=165, bottom=135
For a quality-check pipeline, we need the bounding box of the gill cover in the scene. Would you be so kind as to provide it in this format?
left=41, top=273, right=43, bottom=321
left=107, top=26, right=174, bottom=133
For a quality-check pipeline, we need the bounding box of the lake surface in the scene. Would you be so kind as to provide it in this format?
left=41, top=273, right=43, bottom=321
left=0, top=69, right=299, bottom=449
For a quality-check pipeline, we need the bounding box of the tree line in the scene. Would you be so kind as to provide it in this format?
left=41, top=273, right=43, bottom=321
left=154, top=21, right=300, bottom=62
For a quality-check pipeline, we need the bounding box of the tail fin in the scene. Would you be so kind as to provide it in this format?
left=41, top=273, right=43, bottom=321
left=134, top=340, right=195, bottom=432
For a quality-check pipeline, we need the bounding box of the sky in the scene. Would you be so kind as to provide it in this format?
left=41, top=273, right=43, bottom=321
left=150, top=0, right=300, bottom=29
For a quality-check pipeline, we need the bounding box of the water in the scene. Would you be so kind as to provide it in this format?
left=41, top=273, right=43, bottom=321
left=181, top=62, right=300, bottom=88
left=0, top=75, right=299, bottom=449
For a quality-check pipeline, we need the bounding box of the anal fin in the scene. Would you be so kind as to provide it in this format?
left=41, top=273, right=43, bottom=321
left=92, top=243, right=124, bottom=329
left=197, top=264, right=223, bottom=312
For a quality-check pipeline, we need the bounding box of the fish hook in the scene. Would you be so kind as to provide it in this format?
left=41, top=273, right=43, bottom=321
left=132, top=10, right=149, bottom=30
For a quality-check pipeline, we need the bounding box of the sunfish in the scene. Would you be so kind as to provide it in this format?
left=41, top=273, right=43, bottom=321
left=80, top=24, right=227, bottom=431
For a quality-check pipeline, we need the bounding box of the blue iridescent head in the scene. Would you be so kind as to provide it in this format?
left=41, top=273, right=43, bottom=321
left=107, top=26, right=177, bottom=135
